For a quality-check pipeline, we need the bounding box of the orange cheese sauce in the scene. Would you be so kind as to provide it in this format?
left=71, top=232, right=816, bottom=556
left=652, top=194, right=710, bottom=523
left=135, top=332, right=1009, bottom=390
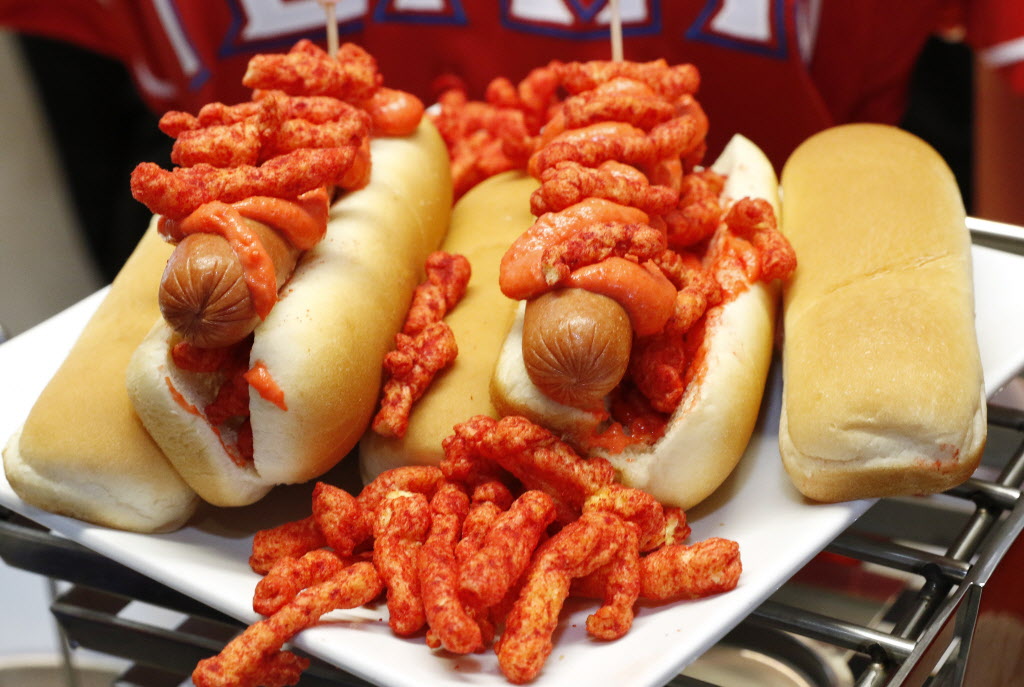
left=565, top=258, right=676, bottom=337
left=176, top=201, right=280, bottom=319
left=244, top=361, right=288, bottom=411
left=361, top=87, right=425, bottom=136
left=499, top=198, right=676, bottom=335
left=159, top=187, right=330, bottom=320
left=234, top=188, right=330, bottom=251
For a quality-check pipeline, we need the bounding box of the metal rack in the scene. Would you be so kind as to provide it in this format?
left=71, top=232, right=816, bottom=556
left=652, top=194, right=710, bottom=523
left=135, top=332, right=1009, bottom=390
left=2, top=220, right=1024, bottom=686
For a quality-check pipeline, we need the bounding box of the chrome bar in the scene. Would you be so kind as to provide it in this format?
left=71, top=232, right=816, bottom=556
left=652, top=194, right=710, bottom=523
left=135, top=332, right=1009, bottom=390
left=968, top=216, right=1024, bottom=255
left=826, top=533, right=970, bottom=583
left=748, top=600, right=917, bottom=661
left=945, top=478, right=1021, bottom=510
left=986, top=402, right=1024, bottom=431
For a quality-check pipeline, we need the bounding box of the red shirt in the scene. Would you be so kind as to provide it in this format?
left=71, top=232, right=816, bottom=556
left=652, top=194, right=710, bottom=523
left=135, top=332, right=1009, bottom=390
left=2, top=0, right=1018, bottom=168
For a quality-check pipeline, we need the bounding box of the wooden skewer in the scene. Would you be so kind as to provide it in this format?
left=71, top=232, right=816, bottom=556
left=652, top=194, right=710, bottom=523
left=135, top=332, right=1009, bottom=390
left=319, top=0, right=340, bottom=56
left=609, top=0, right=623, bottom=62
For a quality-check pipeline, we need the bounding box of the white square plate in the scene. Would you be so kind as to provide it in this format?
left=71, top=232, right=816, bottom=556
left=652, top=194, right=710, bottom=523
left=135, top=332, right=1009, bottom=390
left=2, top=243, right=1023, bottom=686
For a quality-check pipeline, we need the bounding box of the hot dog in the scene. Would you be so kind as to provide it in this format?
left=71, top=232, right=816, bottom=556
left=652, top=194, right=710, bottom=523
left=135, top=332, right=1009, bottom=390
left=124, top=41, right=454, bottom=507
left=492, top=133, right=790, bottom=510
left=360, top=59, right=795, bottom=513
left=3, top=221, right=200, bottom=533
left=777, top=124, right=986, bottom=501
left=149, top=80, right=396, bottom=350
left=157, top=210, right=304, bottom=349
left=521, top=287, right=633, bottom=409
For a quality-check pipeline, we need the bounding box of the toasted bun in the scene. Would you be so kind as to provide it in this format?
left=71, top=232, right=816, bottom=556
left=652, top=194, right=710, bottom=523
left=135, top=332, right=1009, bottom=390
left=358, top=171, right=540, bottom=481
left=778, top=124, right=985, bottom=502
left=491, top=134, right=781, bottom=509
left=127, top=118, right=453, bottom=506
left=3, top=222, right=200, bottom=533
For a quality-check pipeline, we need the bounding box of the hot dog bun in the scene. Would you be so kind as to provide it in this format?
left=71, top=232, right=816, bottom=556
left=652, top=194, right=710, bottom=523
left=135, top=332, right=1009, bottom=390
left=778, top=124, right=986, bottom=501
left=491, top=134, right=781, bottom=509
left=127, top=118, right=453, bottom=506
left=358, top=170, right=539, bottom=481
left=3, top=222, right=200, bottom=533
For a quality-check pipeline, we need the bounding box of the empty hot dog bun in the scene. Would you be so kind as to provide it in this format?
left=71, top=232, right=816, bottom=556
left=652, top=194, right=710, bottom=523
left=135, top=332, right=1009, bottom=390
left=358, top=170, right=539, bottom=480
left=127, top=118, right=453, bottom=507
left=778, top=124, right=985, bottom=502
left=3, top=222, right=200, bottom=533
left=492, top=134, right=782, bottom=510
